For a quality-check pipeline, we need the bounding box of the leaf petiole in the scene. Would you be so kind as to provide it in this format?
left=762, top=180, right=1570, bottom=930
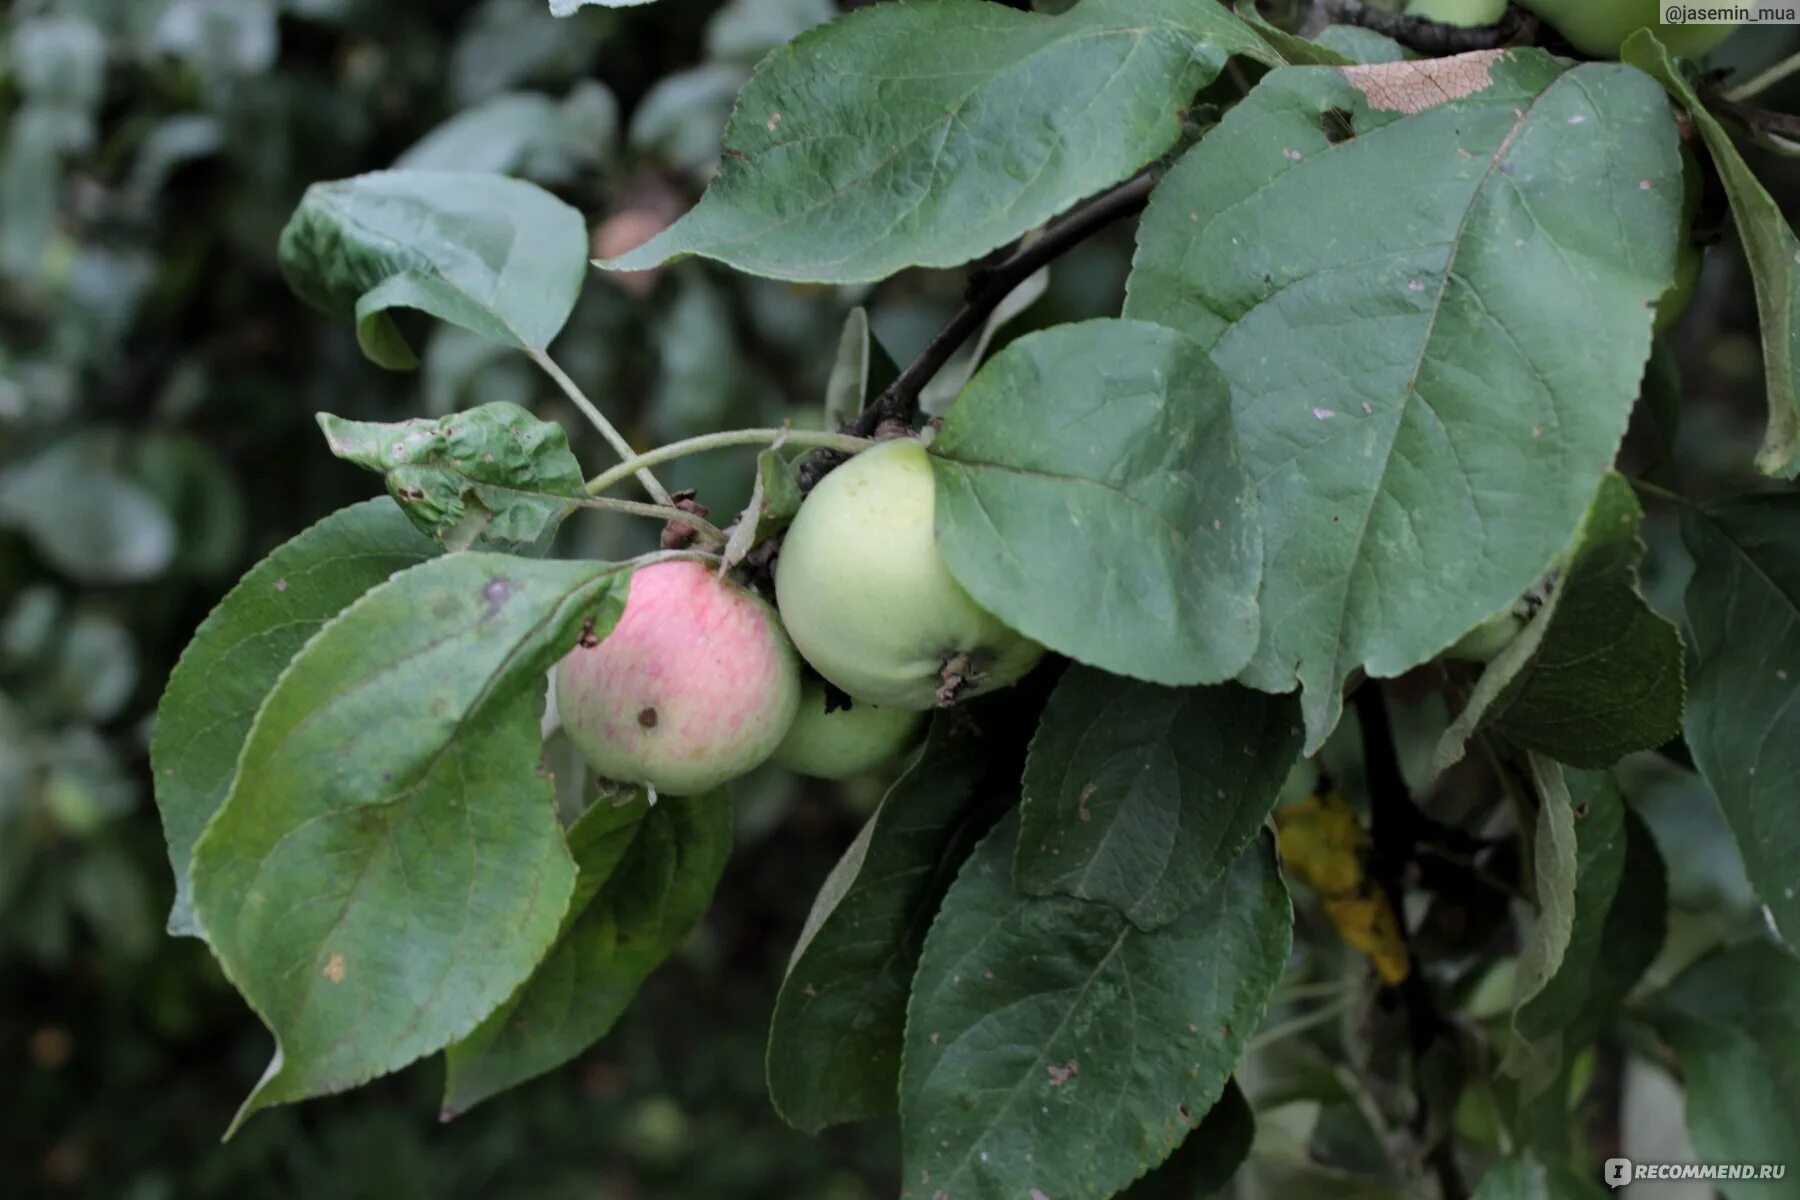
left=527, top=347, right=675, bottom=506
left=584, top=428, right=874, bottom=497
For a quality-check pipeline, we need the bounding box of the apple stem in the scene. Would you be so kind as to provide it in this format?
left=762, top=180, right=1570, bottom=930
left=584, top=428, right=875, bottom=497
left=528, top=347, right=675, bottom=506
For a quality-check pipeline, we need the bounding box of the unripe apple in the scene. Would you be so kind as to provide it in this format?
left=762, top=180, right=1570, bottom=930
left=775, top=438, right=1045, bottom=710
left=556, top=560, right=800, bottom=796
left=1518, top=0, right=1735, bottom=57
left=773, top=679, right=926, bottom=780
left=1447, top=609, right=1527, bottom=664
left=1406, top=0, right=1507, bottom=26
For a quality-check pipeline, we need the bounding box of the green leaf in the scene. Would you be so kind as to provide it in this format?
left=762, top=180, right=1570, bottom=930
left=767, top=709, right=1009, bottom=1134
left=1472, top=1153, right=1608, bottom=1200
left=278, top=170, right=588, bottom=369
left=930, top=319, right=1262, bottom=686
left=1232, top=2, right=1356, bottom=66
left=1514, top=770, right=1626, bottom=1046
left=151, top=501, right=439, bottom=938
left=823, top=307, right=870, bottom=428
left=189, top=553, right=631, bottom=1130
left=1680, top=493, right=1800, bottom=952
left=441, top=792, right=730, bottom=1116
left=317, top=402, right=584, bottom=551
left=394, top=86, right=617, bottom=184
left=1016, top=666, right=1300, bottom=929
left=1624, top=33, right=1800, bottom=478
left=720, top=433, right=801, bottom=575
left=1655, top=941, right=1800, bottom=1199
left=1119, top=1080, right=1255, bottom=1199
left=602, top=0, right=1275, bottom=283
left=899, top=815, right=1291, bottom=1200
left=1570, top=807, right=1666, bottom=1043
left=1436, top=474, right=1684, bottom=773
left=1126, top=51, right=1684, bottom=750
left=0, top=435, right=177, bottom=585
left=1509, top=756, right=1580, bottom=1050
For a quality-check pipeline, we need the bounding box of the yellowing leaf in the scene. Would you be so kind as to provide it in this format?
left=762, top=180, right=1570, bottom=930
left=1276, top=792, right=1410, bottom=984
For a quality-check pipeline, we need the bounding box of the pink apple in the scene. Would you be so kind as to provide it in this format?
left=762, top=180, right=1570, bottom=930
left=555, top=560, right=801, bottom=796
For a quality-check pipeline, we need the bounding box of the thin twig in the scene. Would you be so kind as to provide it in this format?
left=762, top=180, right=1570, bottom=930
left=795, top=169, right=1159, bottom=492
left=1249, top=992, right=1358, bottom=1052
left=1725, top=49, right=1800, bottom=103
left=528, top=347, right=673, bottom=506
left=572, top=495, right=727, bottom=546
left=585, top=427, right=873, bottom=497
left=1355, top=682, right=1470, bottom=1200
left=1321, top=0, right=1537, bottom=54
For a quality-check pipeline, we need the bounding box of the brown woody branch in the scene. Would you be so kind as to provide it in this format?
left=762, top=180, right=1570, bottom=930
left=1320, top=0, right=1538, bottom=54
left=797, top=168, right=1158, bottom=491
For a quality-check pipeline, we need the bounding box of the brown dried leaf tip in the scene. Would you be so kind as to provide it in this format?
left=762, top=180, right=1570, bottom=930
left=934, top=655, right=971, bottom=708
left=1341, top=49, right=1502, bottom=116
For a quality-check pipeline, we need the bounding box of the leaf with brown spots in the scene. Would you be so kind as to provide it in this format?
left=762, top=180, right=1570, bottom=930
left=189, top=552, right=630, bottom=1133
left=1128, top=50, right=1685, bottom=751
left=318, top=402, right=585, bottom=552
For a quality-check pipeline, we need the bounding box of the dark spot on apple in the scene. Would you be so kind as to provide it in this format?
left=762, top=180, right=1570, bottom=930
left=638, top=707, right=659, bottom=729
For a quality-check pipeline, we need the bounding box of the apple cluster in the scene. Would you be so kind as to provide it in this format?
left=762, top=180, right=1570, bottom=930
left=554, top=438, right=1045, bottom=796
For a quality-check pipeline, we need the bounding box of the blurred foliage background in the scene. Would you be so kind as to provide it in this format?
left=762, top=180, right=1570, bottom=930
left=1, top=0, right=1797, bottom=1195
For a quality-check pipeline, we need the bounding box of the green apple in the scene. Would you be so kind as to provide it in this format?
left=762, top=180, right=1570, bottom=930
left=1518, top=0, right=1736, bottom=57
left=556, top=560, right=800, bottom=796
left=775, top=438, right=1045, bottom=710
left=1406, top=0, right=1508, bottom=25
left=1446, top=609, right=1527, bottom=663
left=774, top=679, right=925, bottom=780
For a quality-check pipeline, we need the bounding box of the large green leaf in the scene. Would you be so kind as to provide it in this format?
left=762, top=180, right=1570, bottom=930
left=1656, top=941, right=1800, bottom=1199
left=317, top=402, right=584, bottom=551
left=1436, top=473, right=1684, bottom=773
left=899, top=815, right=1291, bottom=1200
left=1126, top=51, right=1683, bottom=749
left=767, top=710, right=1007, bottom=1134
left=1624, top=33, right=1800, bottom=479
left=1681, top=493, right=1800, bottom=952
left=930, top=319, right=1262, bottom=685
left=1119, top=1080, right=1255, bottom=1199
left=441, top=792, right=731, bottom=1116
left=279, top=170, right=588, bottom=369
left=151, top=500, right=438, bottom=938
left=602, top=0, right=1274, bottom=283
left=189, top=553, right=630, bottom=1130
left=1015, top=666, right=1300, bottom=929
